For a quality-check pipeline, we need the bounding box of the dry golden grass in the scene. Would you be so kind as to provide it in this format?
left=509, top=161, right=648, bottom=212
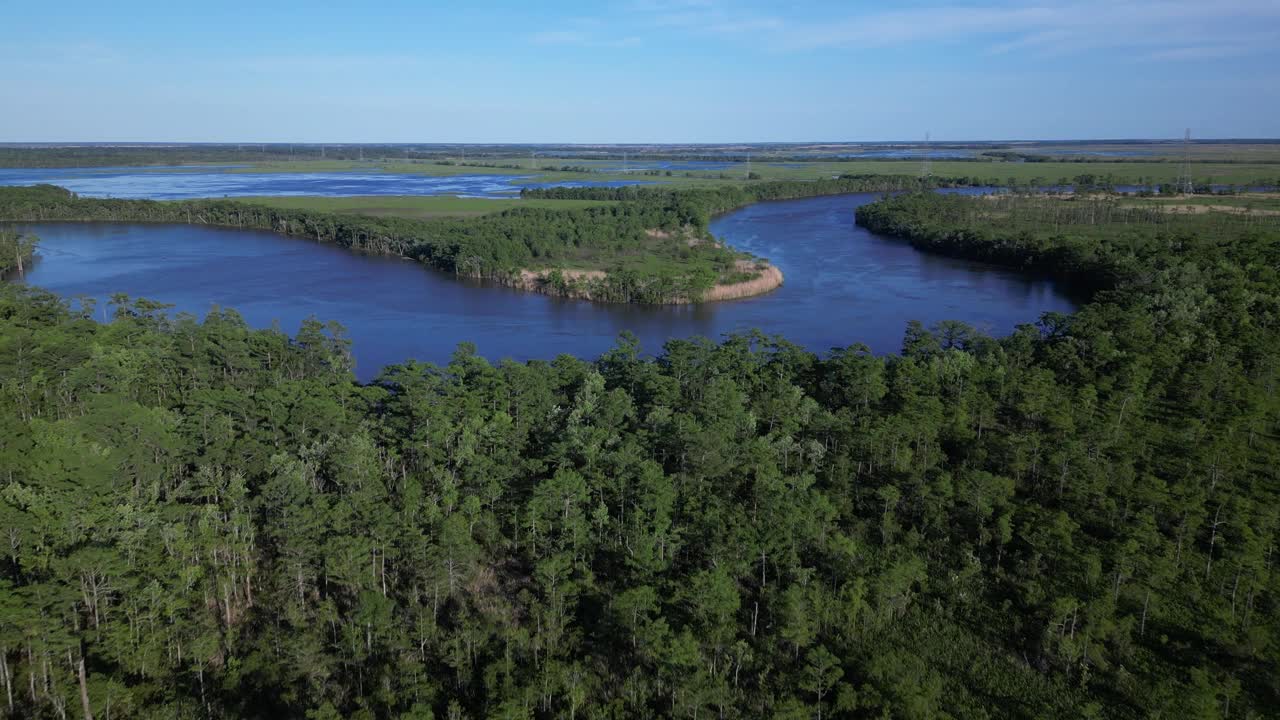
left=703, top=263, right=784, bottom=302
left=507, top=263, right=783, bottom=303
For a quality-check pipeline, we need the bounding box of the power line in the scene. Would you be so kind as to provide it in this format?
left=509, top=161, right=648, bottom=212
left=1178, top=128, right=1193, bottom=194
left=921, top=132, right=932, bottom=179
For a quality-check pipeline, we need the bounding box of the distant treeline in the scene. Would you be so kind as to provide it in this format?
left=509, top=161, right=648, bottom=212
left=0, top=146, right=303, bottom=168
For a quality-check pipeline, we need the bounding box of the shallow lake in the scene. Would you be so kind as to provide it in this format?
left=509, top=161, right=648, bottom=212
left=11, top=193, right=1079, bottom=380
left=0, top=166, right=646, bottom=200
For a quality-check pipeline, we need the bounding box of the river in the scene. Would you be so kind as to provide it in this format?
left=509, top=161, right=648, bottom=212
left=10, top=193, right=1078, bottom=380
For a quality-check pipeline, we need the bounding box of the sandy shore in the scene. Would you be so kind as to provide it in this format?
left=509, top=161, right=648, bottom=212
left=503, top=262, right=783, bottom=304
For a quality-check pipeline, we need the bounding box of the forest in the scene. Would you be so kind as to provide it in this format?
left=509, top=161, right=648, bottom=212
left=0, top=188, right=1276, bottom=718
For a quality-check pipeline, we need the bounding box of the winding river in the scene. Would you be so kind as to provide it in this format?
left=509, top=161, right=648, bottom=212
left=10, top=193, right=1079, bottom=380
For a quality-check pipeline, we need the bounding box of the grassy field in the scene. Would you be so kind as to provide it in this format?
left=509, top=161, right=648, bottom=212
left=236, top=194, right=616, bottom=219
left=1013, top=142, right=1280, bottom=162
left=1123, top=193, right=1280, bottom=214
left=736, top=159, right=1280, bottom=185
left=226, top=157, right=1280, bottom=187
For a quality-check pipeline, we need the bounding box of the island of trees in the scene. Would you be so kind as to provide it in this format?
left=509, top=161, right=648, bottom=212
left=0, top=183, right=1276, bottom=718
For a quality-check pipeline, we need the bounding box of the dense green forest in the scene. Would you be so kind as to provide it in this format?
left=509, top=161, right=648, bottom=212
left=0, top=177, right=935, bottom=304
left=1, top=189, right=1276, bottom=718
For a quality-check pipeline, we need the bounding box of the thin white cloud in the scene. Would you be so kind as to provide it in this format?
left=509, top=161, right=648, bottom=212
left=558, top=0, right=1280, bottom=61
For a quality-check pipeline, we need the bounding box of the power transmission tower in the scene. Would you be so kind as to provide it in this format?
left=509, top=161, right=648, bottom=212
left=1178, top=128, right=1193, bottom=194
left=745, top=151, right=751, bottom=179
left=921, top=132, right=933, bottom=178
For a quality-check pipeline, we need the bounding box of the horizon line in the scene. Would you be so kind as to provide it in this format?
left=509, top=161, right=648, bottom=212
left=4, top=137, right=1280, bottom=147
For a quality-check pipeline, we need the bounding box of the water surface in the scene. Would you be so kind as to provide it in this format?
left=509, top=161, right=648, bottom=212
left=0, top=167, right=647, bottom=200
left=12, top=193, right=1078, bottom=380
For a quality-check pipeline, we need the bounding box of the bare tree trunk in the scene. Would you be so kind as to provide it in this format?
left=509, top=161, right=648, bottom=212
left=1206, top=504, right=1225, bottom=579
left=1, top=649, right=12, bottom=713
left=77, top=654, right=94, bottom=720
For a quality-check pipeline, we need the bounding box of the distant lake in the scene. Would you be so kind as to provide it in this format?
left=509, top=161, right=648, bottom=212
left=10, top=193, right=1078, bottom=380
left=0, top=167, right=648, bottom=200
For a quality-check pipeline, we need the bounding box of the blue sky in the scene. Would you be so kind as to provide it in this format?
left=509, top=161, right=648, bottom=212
left=2, top=0, right=1278, bottom=142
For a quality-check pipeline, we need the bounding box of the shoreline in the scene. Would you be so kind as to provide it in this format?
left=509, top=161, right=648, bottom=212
left=500, top=262, right=783, bottom=304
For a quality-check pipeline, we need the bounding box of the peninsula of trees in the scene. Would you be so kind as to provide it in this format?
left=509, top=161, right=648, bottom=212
left=0, top=176, right=936, bottom=305
left=0, top=188, right=1276, bottom=717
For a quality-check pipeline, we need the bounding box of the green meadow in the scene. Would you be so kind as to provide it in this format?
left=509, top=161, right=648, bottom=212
left=229, top=157, right=1280, bottom=187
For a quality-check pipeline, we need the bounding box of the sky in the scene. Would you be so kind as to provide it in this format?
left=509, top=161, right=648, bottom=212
left=2, top=0, right=1278, bottom=143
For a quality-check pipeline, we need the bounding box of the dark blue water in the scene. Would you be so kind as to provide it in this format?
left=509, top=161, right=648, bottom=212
left=0, top=167, right=651, bottom=200
left=11, top=193, right=1077, bottom=380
